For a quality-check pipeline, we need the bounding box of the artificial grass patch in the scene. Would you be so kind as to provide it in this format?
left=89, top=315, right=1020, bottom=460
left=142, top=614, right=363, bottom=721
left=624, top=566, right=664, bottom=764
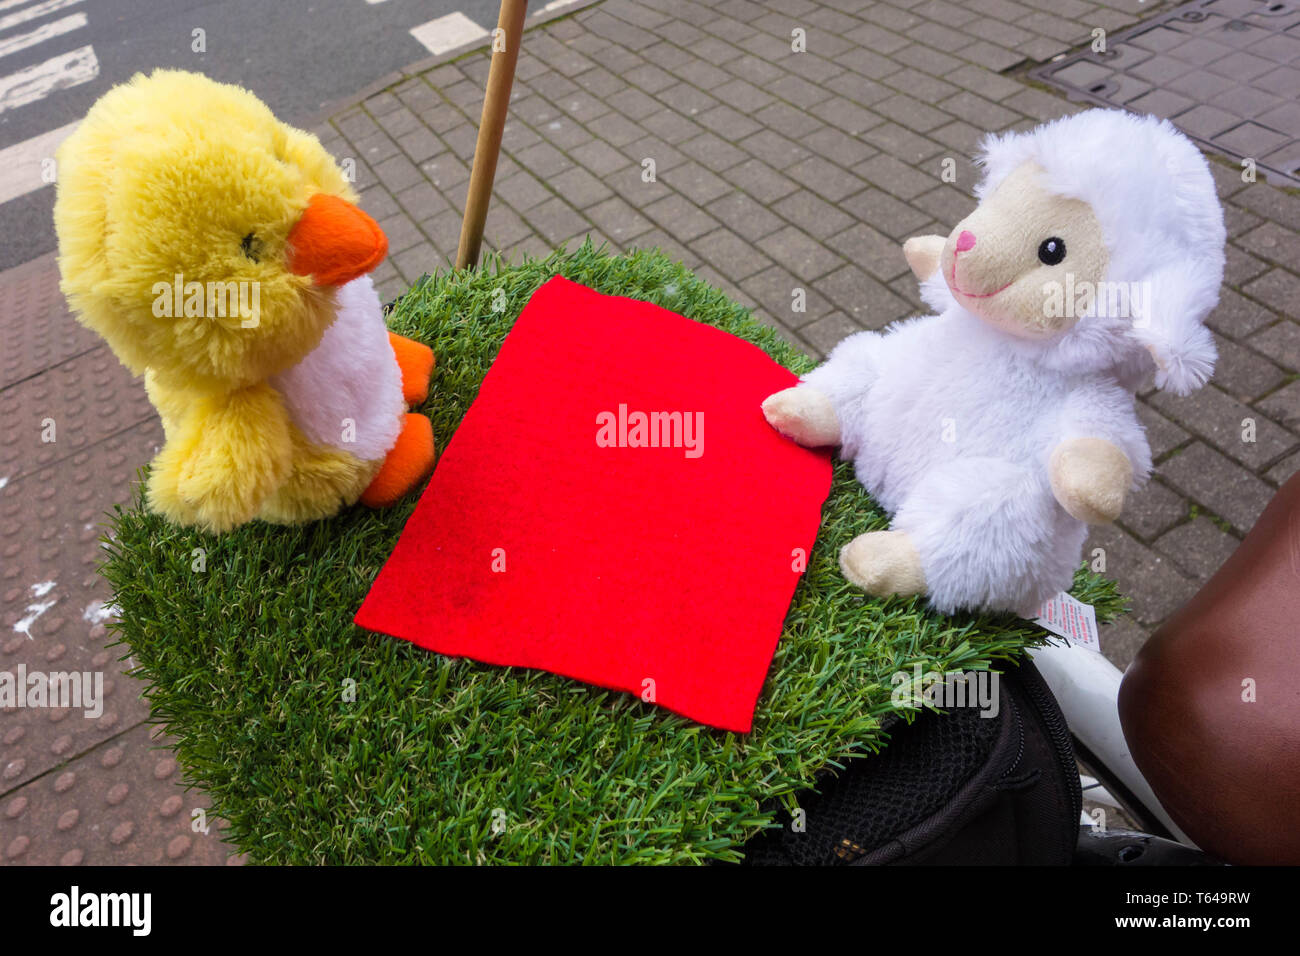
left=103, top=242, right=1124, bottom=864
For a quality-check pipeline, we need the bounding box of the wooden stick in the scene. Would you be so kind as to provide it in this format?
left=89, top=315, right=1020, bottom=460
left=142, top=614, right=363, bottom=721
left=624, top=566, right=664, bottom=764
left=455, top=0, right=529, bottom=270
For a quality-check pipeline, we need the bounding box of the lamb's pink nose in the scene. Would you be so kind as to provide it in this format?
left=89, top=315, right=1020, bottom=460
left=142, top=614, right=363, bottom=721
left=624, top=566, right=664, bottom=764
left=955, top=230, right=976, bottom=253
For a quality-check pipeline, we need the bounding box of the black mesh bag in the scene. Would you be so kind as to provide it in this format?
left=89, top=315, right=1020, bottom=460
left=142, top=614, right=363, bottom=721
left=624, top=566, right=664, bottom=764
left=742, top=658, right=1080, bottom=865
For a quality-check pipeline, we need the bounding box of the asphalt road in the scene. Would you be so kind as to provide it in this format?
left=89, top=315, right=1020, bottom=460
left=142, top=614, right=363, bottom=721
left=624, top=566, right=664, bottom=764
left=0, top=0, right=504, bottom=271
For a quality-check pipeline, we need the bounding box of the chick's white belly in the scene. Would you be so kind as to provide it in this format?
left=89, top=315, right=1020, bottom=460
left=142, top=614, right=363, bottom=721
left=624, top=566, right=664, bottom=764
left=269, top=275, right=405, bottom=462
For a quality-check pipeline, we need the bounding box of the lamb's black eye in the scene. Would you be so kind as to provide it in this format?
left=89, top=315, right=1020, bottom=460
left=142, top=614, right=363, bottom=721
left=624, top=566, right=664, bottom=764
left=240, top=233, right=261, bottom=263
left=1037, top=237, right=1066, bottom=266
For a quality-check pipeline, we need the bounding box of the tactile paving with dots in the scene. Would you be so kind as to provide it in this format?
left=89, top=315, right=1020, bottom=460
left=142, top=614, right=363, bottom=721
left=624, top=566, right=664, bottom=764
left=1, top=420, right=161, bottom=791
left=0, top=344, right=154, bottom=485
left=1, top=723, right=240, bottom=865
left=1032, top=0, right=1300, bottom=187
left=1, top=255, right=239, bottom=865
left=0, top=252, right=101, bottom=392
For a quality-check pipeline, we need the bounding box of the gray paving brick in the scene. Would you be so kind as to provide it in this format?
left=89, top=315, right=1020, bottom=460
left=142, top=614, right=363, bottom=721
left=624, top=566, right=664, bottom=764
left=419, top=153, right=470, bottom=193
left=1242, top=267, right=1300, bottom=318
left=1208, top=286, right=1280, bottom=338
left=1257, top=379, right=1300, bottom=433
left=1249, top=319, right=1300, bottom=370
left=802, top=126, right=877, bottom=169
left=891, top=42, right=963, bottom=78
left=939, top=90, right=1021, bottom=131
left=372, top=153, right=424, bottom=193
left=801, top=311, right=864, bottom=358
left=873, top=93, right=953, bottom=133
left=1150, top=385, right=1296, bottom=471
left=854, top=153, right=937, bottom=200
left=815, top=262, right=914, bottom=329
left=550, top=166, right=615, bottom=209
left=722, top=54, right=786, bottom=89
left=1160, top=441, right=1276, bottom=534
left=809, top=96, right=884, bottom=136
left=772, top=190, right=854, bottom=240
left=787, top=155, right=866, bottom=202
left=376, top=212, right=424, bottom=256
left=739, top=129, right=813, bottom=170
left=350, top=130, right=400, bottom=167
left=727, top=158, right=800, bottom=204
left=495, top=170, right=553, bottom=213
left=391, top=241, right=440, bottom=283
left=741, top=264, right=836, bottom=328
left=752, top=101, right=824, bottom=139
left=838, top=188, right=933, bottom=240
left=706, top=192, right=786, bottom=242
left=657, top=82, right=722, bottom=117
left=860, top=121, right=946, bottom=164
left=825, top=222, right=910, bottom=283
left=758, top=225, right=842, bottom=281
left=695, top=227, right=772, bottom=282
left=664, top=160, right=733, bottom=204
left=1266, top=450, right=1299, bottom=487
left=695, top=104, right=764, bottom=142
left=1119, top=478, right=1188, bottom=542
left=1098, top=615, right=1149, bottom=674
left=957, top=40, right=1026, bottom=73
left=642, top=192, right=720, bottom=242
left=679, top=131, right=749, bottom=172
left=586, top=196, right=655, bottom=243
left=570, top=139, right=636, bottom=177
left=523, top=196, right=590, bottom=245
left=395, top=126, right=443, bottom=164
left=1211, top=334, right=1288, bottom=403
left=1155, top=516, right=1242, bottom=582
left=1085, top=523, right=1199, bottom=626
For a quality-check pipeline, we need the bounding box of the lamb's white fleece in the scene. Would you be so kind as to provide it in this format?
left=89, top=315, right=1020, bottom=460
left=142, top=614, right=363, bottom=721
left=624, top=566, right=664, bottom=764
left=803, top=110, right=1225, bottom=614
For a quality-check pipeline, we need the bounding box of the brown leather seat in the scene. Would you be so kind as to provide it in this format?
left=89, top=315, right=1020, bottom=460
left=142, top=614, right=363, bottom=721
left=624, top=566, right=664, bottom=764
left=1119, top=470, right=1300, bottom=865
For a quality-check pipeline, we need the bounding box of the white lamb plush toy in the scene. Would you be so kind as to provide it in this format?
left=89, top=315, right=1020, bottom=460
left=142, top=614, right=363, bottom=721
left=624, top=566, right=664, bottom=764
left=763, top=110, right=1226, bottom=615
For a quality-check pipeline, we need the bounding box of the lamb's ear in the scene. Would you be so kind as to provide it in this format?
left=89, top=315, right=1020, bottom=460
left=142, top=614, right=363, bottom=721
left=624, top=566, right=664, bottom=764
left=903, top=235, right=946, bottom=281
left=1129, top=259, right=1221, bottom=396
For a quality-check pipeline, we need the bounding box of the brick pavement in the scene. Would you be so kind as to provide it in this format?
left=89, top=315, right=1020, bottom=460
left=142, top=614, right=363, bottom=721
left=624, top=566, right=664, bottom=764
left=2, top=0, right=1297, bottom=863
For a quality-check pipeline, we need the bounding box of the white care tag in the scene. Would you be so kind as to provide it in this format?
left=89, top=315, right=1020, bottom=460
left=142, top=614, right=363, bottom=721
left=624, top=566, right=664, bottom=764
left=1033, top=591, right=1100, bottom=653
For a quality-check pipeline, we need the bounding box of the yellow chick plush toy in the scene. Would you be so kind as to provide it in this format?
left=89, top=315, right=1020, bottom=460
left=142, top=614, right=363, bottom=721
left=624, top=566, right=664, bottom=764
left=54, top=70, right=437, bottom=533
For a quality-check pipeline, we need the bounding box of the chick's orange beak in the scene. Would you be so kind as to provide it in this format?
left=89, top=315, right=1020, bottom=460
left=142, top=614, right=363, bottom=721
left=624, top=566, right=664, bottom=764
left=286, top=194, right=388, bottom=287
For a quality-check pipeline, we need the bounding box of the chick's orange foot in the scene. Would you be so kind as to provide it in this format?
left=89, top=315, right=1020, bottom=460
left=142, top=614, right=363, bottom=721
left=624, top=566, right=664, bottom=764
left=388, top=331, right=436, bottom=406
left=360, top=413, right=436, bottom=508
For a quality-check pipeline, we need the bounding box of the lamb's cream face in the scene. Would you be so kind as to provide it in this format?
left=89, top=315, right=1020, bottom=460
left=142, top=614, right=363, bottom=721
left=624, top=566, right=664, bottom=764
left=941, top=161, right=1108, bottom=338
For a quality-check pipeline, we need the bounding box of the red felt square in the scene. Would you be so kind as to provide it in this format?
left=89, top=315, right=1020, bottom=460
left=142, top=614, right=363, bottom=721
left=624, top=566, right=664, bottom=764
left=354, top=276, right=831, bottom=731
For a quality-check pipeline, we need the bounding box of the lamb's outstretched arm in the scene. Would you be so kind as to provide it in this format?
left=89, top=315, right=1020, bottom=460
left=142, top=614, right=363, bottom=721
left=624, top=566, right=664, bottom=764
left=762, top=329, right=886, bottom=448
left=1050, top=383, right=1152, bottom=525
left=761, top=385, right=840, bottom=447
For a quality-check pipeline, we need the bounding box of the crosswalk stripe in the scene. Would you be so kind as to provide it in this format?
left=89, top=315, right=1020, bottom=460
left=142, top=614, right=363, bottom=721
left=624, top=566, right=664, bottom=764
left=0, top=118, right=77, bottom=204
left=0, top=0, right=84, bottom=33
left=0, top=43, right=97, bottom=115
left=409, top=11, right=489, bottom=57
left=0, top=12, right=87, bottom=60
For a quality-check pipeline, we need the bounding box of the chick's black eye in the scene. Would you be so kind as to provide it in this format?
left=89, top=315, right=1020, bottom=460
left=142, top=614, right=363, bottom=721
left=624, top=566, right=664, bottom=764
left=240, top=233, right=261, bottom=263
left=1038, top=237, right=1066, bottom=266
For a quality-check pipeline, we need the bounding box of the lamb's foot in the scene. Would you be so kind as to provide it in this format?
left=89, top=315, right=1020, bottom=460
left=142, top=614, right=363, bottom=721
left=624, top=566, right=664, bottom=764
left=839, top=531, right=926, bottom=599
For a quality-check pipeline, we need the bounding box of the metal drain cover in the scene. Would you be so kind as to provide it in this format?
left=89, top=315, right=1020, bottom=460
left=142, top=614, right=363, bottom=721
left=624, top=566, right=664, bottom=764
left=1032, top=0, right=1300, bottom=186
